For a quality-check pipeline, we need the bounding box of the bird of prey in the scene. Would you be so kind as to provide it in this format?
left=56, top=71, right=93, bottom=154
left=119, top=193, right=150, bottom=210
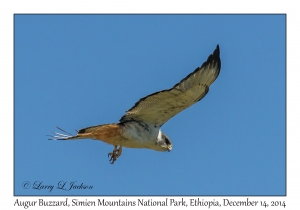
left=49, top=45, right=221, bottom=164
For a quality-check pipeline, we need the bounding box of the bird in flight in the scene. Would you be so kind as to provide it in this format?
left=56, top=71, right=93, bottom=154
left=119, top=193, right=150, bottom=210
left=49, top=45, right=221, bottom=164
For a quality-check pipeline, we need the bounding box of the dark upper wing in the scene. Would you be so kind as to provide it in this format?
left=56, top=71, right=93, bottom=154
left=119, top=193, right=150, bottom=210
left=120, top=45, right=221, bottom=127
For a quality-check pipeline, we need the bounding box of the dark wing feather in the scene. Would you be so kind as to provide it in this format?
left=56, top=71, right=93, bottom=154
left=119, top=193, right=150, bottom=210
left=120, top=45, right=221, bottom=127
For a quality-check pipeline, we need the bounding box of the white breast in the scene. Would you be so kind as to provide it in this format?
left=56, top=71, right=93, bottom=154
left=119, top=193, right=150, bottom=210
left=120, top=121, right=161, bottom=149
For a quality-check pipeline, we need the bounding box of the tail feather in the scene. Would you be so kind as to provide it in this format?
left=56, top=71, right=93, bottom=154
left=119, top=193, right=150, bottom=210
left=48, top=123, right=117, bottom=141
left=48, top=126, right=91, bottom=140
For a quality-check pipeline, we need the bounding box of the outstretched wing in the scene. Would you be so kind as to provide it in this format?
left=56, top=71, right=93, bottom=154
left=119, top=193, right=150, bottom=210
left=120, top=45, right=221, bottom=127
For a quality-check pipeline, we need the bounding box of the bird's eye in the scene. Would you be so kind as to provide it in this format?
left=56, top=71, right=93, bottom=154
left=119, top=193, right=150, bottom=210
left=165, top=137, right=171, bottom=145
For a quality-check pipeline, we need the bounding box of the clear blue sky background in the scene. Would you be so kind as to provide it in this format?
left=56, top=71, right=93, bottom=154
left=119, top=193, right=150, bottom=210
left=14, top=14, right=285, bottom=196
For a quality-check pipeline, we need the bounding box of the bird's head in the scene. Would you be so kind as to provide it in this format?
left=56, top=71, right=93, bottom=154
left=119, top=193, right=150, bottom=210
left=156, top=131, right=172, bottom=152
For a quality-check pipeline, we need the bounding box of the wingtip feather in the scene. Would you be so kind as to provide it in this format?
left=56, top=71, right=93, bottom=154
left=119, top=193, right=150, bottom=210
left=215, top=44, right=220, bottom=57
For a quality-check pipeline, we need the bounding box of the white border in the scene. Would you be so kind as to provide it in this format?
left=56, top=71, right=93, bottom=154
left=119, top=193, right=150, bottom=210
left=1, top=0, right=298, bottom=209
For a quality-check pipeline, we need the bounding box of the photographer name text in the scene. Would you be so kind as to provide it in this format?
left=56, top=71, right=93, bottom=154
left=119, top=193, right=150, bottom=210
left=22, top=181, right=93, bottom=192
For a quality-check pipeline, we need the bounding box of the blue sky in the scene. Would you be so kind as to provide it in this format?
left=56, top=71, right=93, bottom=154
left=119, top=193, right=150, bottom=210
left=14, top=14, right=285, bottom=196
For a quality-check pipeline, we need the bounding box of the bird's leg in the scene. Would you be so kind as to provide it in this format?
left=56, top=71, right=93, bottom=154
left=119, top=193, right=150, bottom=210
left=108, top=145, right=122, bottom=164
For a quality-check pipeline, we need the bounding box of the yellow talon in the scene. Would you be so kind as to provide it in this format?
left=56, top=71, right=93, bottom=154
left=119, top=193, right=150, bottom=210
left=108, top=145, right=122, bottom=164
